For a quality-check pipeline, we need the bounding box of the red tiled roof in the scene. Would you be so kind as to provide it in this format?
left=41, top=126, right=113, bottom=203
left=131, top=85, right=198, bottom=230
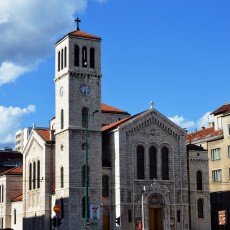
left=69, top=30, right=101, bottom=40
left=186, top=127, right=223, bottom=144
left=211, top=103, right=230, bottom=115
left=101, top=103, right=129, bottom=114
left=12, top=194, right=23, bottom=202
left=0, top=166, right=23, bottom=176
left=36, top=129, right=50, bottom=142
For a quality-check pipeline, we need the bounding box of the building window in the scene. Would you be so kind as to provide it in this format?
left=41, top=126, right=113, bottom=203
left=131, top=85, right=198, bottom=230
left=211, top=148, right=221, bottom=160
left=29, top=163, right=32, bottom=190
left=82, top=196, right=89, bottom=218
left=196, top=171, right=203, bottom=190
left=82, top=165, right=89, bottom=187
left=14, top=209, right=16, bottom=225
left=137, top=145, right=145, bottom=179
left=61, top=109, right=64, bottom=129
left=102, top=175, right=109, bottom=197
left=128, top=209, right=132, bottom=222
left=162, top=147, right=169, bottom=180
left=228, top=124, right=230, bottom=135
left=61, top=167, right=64, bottom=188
left=61, top=49, right=63, bottom=70
left=37, top=160, right=40, bottom=189
left=82, top=107, right=89, bottom=128
left=149, top=146, right=157, bottom=179
left=90, top=47, right=95, bottom=68
left=82, top=46, right=87, bottom=67
left=64, top=47, right=67, bottom=68
left=1, top=185, right=4, bottom=203
left=197, top=199, right=204, bottom=218
left=212, top=169, right=222, bottom=182
left=60, top=197, right=64, bottom=219
left=74, top=45, right=79, bottom=66
left=0, top=185, right=1, bottom=203
left=58, top=51, right=60, bottom=71
left=228, top=146, right=230, bottom=158
left=177, top=210, right=180, bottom=222
left=33, top=162, right=36, bottom=189
left=217, top=117, right=222, bottom=130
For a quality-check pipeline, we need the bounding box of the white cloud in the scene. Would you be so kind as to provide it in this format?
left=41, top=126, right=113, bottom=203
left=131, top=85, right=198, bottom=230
left=0, top=0, right=91, bottom=86
left=0, top=105, right=36, bottom=145
left=169, top=111, right=214, bottom=132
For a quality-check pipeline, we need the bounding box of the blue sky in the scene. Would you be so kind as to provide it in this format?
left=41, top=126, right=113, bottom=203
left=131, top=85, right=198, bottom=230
left=0, top=0, right=229, bottom=149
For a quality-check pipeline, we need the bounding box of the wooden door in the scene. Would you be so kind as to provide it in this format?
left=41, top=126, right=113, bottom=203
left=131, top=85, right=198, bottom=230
left=149, top=208, right=162, bottom=230
left=103, top=215, right=110, bottom=230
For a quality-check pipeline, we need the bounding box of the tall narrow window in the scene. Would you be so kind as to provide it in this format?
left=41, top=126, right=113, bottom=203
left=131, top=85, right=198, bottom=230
left=33, top=162, right=36, bottom=189
left=217, top=117, right=222, bottom=130
left=61, top=167, right=64, bottom=188
left=90, top=48, right=95, bottom=68
left=60, top=197, right=64, bottom=219
left=102, top=175, right=109, bottom=197
left=137, top=145, right=145, bottom=179
left=1, top=185, right=4, bottom=203
left=82, top=196, right=89, bottom=218
left=161, top=147, right=169, bottom=180
left=82, top=165, right=89, bottom=187
left=82, top=107, right=88, bottom=128
left=149, top=146, right=157, bottom=179
left=177, top=210, right=180, bottom=222
left=29, top=163, right=32, bottom=190
left=14, top=209, right=16, bottom=225
left=61, top=49, right=63, bottom=70
left=37, top=160, right=40, bottom=189
left=61, top=109, right=64, bottom=129
left=58, top=51, right=60, bottom=71
left=197, top=199, right=204, bottom=218
left=74, top=45, right=79, bottom=66
left=64, top=47, right=67, bottom=68
left=82, top=46, right=87, bottom=67
left=196, top=171, right=202, bottom=190
left=0, top=185, right=1, bottom=203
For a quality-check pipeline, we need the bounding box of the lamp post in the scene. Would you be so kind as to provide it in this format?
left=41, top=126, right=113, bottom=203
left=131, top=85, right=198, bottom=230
left=141, top=186, right=146, bottom=230
left=84, top=109, right=99, bottom=229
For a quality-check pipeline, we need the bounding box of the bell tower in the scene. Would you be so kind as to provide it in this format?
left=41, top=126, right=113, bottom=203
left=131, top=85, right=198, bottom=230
left=54, top=19, right=102, bottom=228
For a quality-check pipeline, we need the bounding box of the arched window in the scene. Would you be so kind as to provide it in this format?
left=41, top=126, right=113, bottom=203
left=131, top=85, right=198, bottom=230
left=82, top=46, right=87, bottom=67
left=61, top=49, right=63, bottom=70
left=61, top=109, right=64, bottom=129
left=90, top=47, right=95, bottom=68
left=14, top=209, right=16, bottom=225
left=29, top=163, right=32, bottom=190
left=102, top=175, right=109, bottom=197
left=74, top=45, right=79, bottom=66
left=82, top=165, right=90, bottom=187
left=33, top=162, right=36, bottom=189
left=58, top=51, right=60, bottom=71
left=64, top=47, right=67, bottom=68
left=161, top=147, right=169, bottom=180
left=61, top=167, right=64, bottom=188
left=37, top=160, right=40, bottom=189
left=82, top=196, right=89, bottom=218
left=197, top=199, right=204, bottom=218
left=82, top=107, right=89, bottom=128
left=197, top=171, right=203, bottom=190
left=137, top=145, right=145, bottom=179
left=149, top=146, right=157, bottom=179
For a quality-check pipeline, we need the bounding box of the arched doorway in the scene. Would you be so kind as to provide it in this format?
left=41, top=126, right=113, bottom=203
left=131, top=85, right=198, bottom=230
left=148, top=194, right=164, bottom=230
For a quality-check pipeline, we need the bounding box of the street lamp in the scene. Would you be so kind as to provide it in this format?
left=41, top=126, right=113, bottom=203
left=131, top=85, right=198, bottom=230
left=141, top=186, right=146, bottom=230
left=84, top=108, right=99, bottom=229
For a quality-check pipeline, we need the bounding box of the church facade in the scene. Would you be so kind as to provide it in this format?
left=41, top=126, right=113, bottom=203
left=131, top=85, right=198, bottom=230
left=1, top=22, right=211, bottom=230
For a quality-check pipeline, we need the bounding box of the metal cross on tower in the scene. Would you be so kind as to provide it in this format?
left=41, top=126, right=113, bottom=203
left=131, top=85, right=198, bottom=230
left=75, top=17, right=81, bottom=31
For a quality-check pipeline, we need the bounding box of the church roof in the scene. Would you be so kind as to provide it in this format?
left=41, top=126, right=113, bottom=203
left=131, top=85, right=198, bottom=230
left=36, top=128, right=51, bottom=142
left=12, top=194, right=23, bottom=202
left=101, top=103, right=130, bottom=115
left=211, top=102, right=230, bottom=115
left=0, top=166, right=23, bottom=176
left=186, top=127, right=223, bottom=144
left=69, top=30, right=101, bottom=40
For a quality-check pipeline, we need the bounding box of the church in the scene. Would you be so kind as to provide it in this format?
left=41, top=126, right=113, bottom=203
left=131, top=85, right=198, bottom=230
left=0, top=20, right=211, bottom=230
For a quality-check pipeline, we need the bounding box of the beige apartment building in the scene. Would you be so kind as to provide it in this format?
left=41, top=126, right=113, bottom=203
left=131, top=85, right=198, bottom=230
left=187, top=102, right=230, bottom=230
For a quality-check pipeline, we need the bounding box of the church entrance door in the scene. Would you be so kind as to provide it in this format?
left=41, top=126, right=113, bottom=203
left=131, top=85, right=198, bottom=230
left=149, top=207, right=162, bottom=230
left=103, top=215, right=110, bottom=230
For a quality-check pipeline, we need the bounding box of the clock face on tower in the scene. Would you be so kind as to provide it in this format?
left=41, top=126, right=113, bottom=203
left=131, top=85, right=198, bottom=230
left=59, top=86, right=64, bottom=97
left=80, top=84, right=90, bottom=96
